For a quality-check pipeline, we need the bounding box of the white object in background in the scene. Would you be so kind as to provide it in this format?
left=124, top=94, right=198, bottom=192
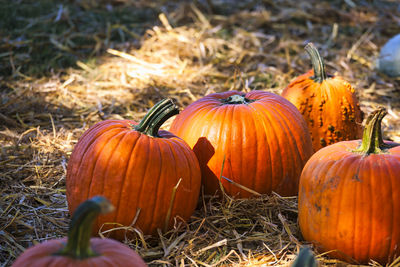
left=377, top=34, right=400, bottom=77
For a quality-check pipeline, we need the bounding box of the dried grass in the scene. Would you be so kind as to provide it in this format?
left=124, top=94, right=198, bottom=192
left=1, top=0, right=400, bottom=266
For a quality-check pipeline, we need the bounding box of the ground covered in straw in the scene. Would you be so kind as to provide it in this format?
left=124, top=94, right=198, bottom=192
left=1, top=0, right=400, bottom=266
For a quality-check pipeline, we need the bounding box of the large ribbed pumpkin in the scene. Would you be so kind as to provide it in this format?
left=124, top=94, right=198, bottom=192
left=281, top=43, right=363, bottom=151
left=12, top=196, right=147, bottom=267
left=66, top=99, right=201, bottom=239
left=298, top=108, right=400, bottom=264
left=170, top=90, right=313, bottom=198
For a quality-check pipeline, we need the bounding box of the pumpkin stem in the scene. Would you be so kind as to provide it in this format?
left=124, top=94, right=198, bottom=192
left=305, top=43, right=327, bottom=83
left=353, top=107, right=395, bottom=155
left=135, top=98, right=179, bottom=137
left=221, top=94, right=255, bottom=105
left=56, top=196, right=114, bottom=259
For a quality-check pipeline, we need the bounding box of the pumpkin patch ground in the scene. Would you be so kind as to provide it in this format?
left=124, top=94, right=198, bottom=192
left=1, top=0, right=400, bottom=266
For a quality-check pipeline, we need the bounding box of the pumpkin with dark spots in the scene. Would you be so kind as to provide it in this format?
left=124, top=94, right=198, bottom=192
left=298, top=108, right=400, bottom=264
left=281, top=43, right=363, bottom=151
left=169, top=90, right=313, bottom=198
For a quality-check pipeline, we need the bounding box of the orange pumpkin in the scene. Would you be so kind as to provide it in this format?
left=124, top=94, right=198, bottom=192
left=12, top=196, right=147, bottom=267
left=281, top=43, right=363, bottom=151
left=298, top=108, right=400, bottom=264
left=66, top=99, right=201, bottom=239
left=170, top=90, right=313, bottom=198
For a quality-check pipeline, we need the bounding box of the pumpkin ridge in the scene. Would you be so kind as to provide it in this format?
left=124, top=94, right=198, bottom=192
left=114, top=133, right=145, bottom=232
left=135, top=135, right=152, bottom=233
left=236, top=104, right=253, bottom=192
left=93, top=131, right=127, bottom=210
left=389, top=156, right=400, bottom=259
left=85, top=131, right=123, bottom=231
left=362, top=158, right=372, bottom=260
left=172, top=139, right=198, bottom=212
left=231, top=104, right=245, bottom=194
left=313, top=154, right=333, bottom=254
left=221, top=105, right=234, bottom=192
left=368, top=160, right=379, bottom=260
left=382, top=157, right=394, bottom=261
left=148, top=138, right=164, bottom=233
left=256, top=99, right=297, bottom=191
left=75, top=128, right=125, bottom=213
left=334, top=155, right=357, bottom=259
left=169, top=135, right=199, bottom=206
left=343, top=155, right=359, bottom=261
left=273, top=101, right=305, bottom=159
left=262, top=102, right=287, bottom=190
left=345, top=155, right=370, bottom=261
left=68, top=125, right=123, bottom=208
left=352, top=155, right=376, bottom=257
left=264, top=100, right=296, bottom=189
left=352, top=157, right=362, bottom=259
left=114, top=131, right=140, bottom=226
left=247, top=103, right=274, bottom=192
left=301, top=149, right=352, bottom=252
left=224, top=105, right=235, bottom=194
left=263, top=102, right=303, bottom=192
left=165, top=138, right=185, bottom=190
left=248, top=106, right=260, bottom=192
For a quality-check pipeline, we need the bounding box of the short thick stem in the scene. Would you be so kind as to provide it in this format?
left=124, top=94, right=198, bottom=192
left=305, top=43, right=327, bottom=83
left=221, top=94, right=255, bottom=105
left=135, top=99, right=179, bottom=137
left=353, top=107, right=394, bottom=155
left=56, top=196, right=114, bottom=259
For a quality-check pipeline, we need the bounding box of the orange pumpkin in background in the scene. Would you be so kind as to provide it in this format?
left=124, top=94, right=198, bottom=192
left=298, top=108, right=400, bottom=264
left=281, top=43, right=363, bottom=151
left=170, top=90, right=313, bottom=198
left=66, top=99, right=201, bottom=240
left=12, top=196, right=147, bottom=267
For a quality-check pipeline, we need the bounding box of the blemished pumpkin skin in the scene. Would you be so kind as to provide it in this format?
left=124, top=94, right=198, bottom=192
left=66, top=99, right=201, bottom=240
left=298, top=108, right=400, bottom=264
left=281, top=43, right=363, bottom=151
left=170, top=90, right=313, bottom=198
left=12, top=197, right=147, bottom=267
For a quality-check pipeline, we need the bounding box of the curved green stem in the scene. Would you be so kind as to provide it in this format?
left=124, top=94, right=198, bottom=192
left=56, top=196, right=114, bottom=259
left=305, top=43, right=327, bottom=83
left=135, top=99, right=179, bottom=137
left=353, top=107, right=396, bottom=155
left=221, top=94, right=255, bottom=105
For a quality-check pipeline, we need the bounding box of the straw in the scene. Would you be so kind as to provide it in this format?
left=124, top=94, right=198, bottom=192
left=1, top=0, right=399, bottom=266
